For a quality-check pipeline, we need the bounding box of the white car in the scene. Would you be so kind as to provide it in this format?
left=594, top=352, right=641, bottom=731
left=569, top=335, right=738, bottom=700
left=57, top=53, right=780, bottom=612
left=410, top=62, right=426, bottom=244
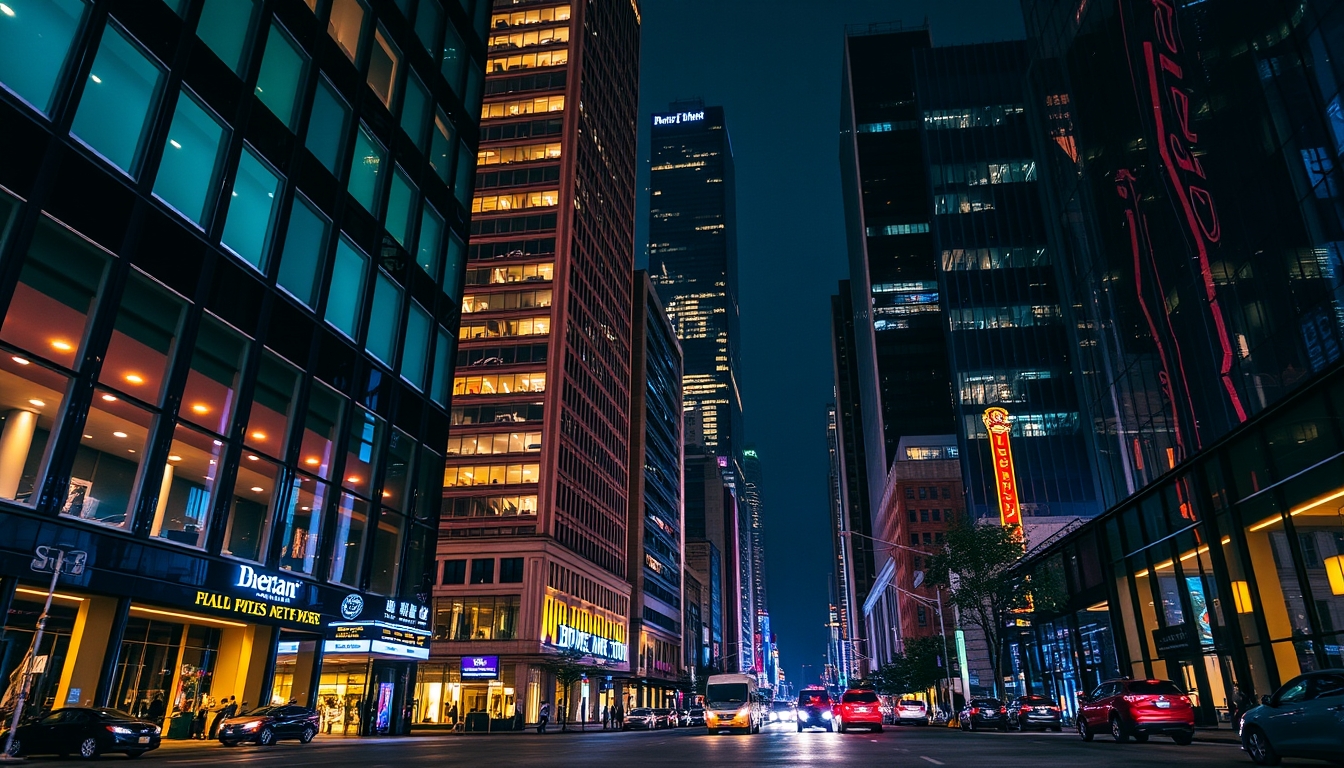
left=895, top=699, right=929, bottom=725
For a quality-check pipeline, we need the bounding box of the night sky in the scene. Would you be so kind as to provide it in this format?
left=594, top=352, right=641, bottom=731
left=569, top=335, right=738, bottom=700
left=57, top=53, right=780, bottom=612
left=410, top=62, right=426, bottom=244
left=632, top=0, right=1027, bottom=687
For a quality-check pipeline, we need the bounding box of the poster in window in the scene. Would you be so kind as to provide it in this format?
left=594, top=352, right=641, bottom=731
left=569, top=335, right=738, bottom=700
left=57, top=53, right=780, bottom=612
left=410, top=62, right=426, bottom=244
left=1185, top=576, right=1214, bottom=647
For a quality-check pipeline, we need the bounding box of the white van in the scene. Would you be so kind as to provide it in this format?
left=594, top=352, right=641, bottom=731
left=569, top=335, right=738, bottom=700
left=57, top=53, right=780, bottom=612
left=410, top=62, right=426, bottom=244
left=704, top=673, right=760, bottom=734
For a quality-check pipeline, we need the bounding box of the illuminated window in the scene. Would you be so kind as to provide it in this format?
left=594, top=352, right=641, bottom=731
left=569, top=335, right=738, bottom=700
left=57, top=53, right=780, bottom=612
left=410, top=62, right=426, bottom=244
left=488, top=25, right=569, bottom=51
left=458, top=316, right=550, bottom=339
left=305, top=77, right=350, bottom=175
left=276, top=195, right=329, bottom=307
left=0, top=0, right=87, bottom=115
left=220, top=147, right=283, bottom=270
left=452, top=372, right=546, bottom=396
left=254, top=23, right=307, bottom=128
left=465, top=262, right=554, bottom=285
left=196, top=0, right=258, bottom=75
left=366, top=26, right=399, bottom=108
left=327, top=0, right=366, bottom=63
left=941, top=247, right=1049, bottom=271
left=480, top=95, right=564, bottom=120
left=442, top=463, right=540, bottom=487
left=400, top=72, right=431, bottom=148
left=461, top=289, right=552, bottom=313
left=445, top=494, right=539, bottom=517
left=446, top=431, right=543, bottom=456
left=865, top=222, right=928, bottom=237
left=490, top=5, right=571, bottom=28
left=347, top=125, right=386, bottom=214
left=153, top=90, right=227, bottom=225
left=471, top=189, right=559, bottom=213
left=923, top=104, right=1025, bottom=130
left=70, top=25, right=164, bottom=175
left=487, top=49, right=567, bottom=73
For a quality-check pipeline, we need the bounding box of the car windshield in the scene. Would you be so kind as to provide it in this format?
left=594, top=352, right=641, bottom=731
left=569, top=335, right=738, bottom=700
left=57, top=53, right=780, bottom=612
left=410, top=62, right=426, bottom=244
left=241, top=706, right=281, bottom=716
left=90, top=708, right=138, bottom=721
left=690, top=709, right=704, bottom=714
left=842, top=691, right=880, bottom=704
left=1128, top=681, right=1183, bottom=695
left=770, top=702, right=794, bottom=712
left=798, top=691, right=830, bottom=706
left=899, top=700, right=924, bottom=707
left=707, top=683, right=749, bottom=708
left=628, top=708, right=653, bottom=716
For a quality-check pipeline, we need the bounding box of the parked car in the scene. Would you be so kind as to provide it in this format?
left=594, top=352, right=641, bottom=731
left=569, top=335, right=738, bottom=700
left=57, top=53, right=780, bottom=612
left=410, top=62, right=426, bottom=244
left=623, top=708, right=658, bottom=730
left=835, top=688, right=884, bottom=733
left=687, top=708, right=706, bottom=726
left=895, top=699, right=929, bottom=726
left=1007, top=694, right=1063, bottom=732
left=218, top=704, right=320, bottom=747
left=1239, top=669, right=1344, bottom=765
left=959, top=697, right=1008, bottom=731
left=1076, top=678, right=1194, bottom=745
left=796, top=688, right=834, bottom=732
left=2, top=707, right=160, bottom=759
left=653, top=708, right=677, bottom=728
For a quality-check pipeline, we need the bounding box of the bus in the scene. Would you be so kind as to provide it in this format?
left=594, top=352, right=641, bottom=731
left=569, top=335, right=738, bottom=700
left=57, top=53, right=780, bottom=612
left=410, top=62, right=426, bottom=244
left=704, top=673, right=760, bottom=734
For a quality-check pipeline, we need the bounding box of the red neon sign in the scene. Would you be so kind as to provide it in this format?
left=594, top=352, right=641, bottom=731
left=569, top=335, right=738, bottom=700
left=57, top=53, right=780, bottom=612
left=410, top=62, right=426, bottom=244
left=982, top=407, right=1021, bottom=528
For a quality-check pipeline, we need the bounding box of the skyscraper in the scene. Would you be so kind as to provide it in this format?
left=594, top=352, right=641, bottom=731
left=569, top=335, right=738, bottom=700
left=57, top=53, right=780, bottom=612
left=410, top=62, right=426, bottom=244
left=912, top=40, right=1100, bottom=525
left=627, top=271, right=684, bottom=707
left=740, top=444, right=770, bottom=681
left=0, top=0, right=486, bottom=736
left=432, top=0, right=640, bottom=724
left=646, top=100, right=742, bottom=464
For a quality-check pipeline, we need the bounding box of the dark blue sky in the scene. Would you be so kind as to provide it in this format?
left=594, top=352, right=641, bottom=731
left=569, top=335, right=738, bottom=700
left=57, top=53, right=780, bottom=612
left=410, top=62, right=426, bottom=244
left=632, top=0, right=1027, bottom=687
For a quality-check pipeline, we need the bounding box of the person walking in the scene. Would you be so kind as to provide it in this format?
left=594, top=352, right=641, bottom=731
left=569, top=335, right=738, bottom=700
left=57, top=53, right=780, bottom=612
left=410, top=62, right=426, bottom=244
left=601, top=704, right=610, bottom=730
left=537, top=702, right=550, bottom=733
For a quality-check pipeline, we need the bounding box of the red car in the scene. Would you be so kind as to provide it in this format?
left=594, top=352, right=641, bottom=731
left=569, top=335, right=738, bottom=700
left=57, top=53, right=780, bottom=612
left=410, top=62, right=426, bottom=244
left=835, top=688, right=884, bottom=733
left=1076, top=678, right=1194, bottom=745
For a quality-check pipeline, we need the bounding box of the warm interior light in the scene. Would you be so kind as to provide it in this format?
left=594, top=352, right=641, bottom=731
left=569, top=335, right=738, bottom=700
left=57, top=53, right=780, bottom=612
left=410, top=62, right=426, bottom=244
left=300, top=506, right=310, bottom=511
left=169, top=139, right=182, bottom=149
left=101, top=394, right=118, bottom=402
left=112, top=431, right=128, bottom=438
left=250, top=486, right=264, bottom=493
left=191, top=404, right=210, bottom=415
left=129, top=605, right=246, bottom=628
left=1086, top=601, right=1109, bottom=612
left=83, top=434, right=93, bottom=439
left=1232, top=580, right=1254, bottom=613
left=50, top=340, right=73, bottom=352
left=27, top=399, right=45, bottom=408
left=1326, top=555, right=1344, bottom=597
left=305, top=457, right=321, bottom=466
left=1252, top=488, right=1344, bottom=532
left=15, top=587, right=84, bottom=603
left=124, top=373, right=145, bottom=385
left=11, top=356, right=29, bottom=365
left=168, top=455, right=182, bottom=462
left=251, top=431, right=266, bottom=440
left=0, top=5, right=16, bottom=19
left=247, top=454, right=259, bottom=461
left=346, top=476, right=361, bottom=484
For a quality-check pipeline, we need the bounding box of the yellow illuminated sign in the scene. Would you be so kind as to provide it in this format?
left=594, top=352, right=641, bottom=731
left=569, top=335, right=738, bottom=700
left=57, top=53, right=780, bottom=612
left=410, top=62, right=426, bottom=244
left=193, top=590, right=322, bottom=627
left=982, top=407, right=1022, bottom=528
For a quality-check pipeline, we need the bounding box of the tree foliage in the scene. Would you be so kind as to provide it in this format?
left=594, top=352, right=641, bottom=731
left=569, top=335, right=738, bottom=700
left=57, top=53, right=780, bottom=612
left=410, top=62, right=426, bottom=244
left=925, top=519, right=1029, bottom=699
left=539, top=649, right=598, bottom=730
left=871, top=635, right=948, bottom=696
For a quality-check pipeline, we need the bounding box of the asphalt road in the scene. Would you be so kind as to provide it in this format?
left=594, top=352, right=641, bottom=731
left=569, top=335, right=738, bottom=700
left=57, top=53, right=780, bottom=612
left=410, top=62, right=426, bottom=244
left=19, top=721, right=1314, bottom=767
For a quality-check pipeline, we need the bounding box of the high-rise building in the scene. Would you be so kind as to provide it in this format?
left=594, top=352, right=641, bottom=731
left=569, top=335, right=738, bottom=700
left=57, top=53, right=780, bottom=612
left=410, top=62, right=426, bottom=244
left=646, top=100, right=741, bottom=464
left=627, top=271, right=684, bottom=707
left=740, top=444, right=769, bottom=680
left=824, top=405, right=860, bottom=687
left=431, top=0, right=640, bottom=725
left=683, top=446, right=741, bottom=671
left=0, top=0, right=487, bottom=737
left=912, top=40, right=1100, bottom=526
left=840, top=23, right=954, bottom=514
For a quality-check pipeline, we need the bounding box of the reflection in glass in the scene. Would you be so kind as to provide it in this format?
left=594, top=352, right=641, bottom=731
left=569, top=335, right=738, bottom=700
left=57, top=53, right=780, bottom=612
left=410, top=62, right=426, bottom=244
left=366, top=27, right=399, bottom=109
left=365, top=273, right=400, bottom=366
left=222, top=454, right=279, bottom=562
left=400, top=72, right=430, bottom=148
left=327, top=0, right=366, bottom=63
left=324, top=238, right=368, bottom=338
left=67, top=389, right=155, bottom=529
left=275, top=474, right=328, bottom=574
left=329, top=493, right=368, bottom=586
left=0, top=0, right=88, bottom=115
left=196, top=0, right=257, bottom=74
left=384, top=168, right=415, bottom=247
left=152, top=91, right=227, bottom=225
left=382, top=429, right=413, bottom=512
left=347, top=126, right=386, bottom=214
left=245, top=351, right=300, bottom=456
left=276, top=195, right=329, bottom=307
left=70, top=25, right=163, bottom=175
left=299, top=382, right=343, bottom=480
left=221, top=148, right=283, bottom=270
left=401, top=303, right=431, bottom=389
left=0, top=358, right=68, bottom=504
left=254, top=24, right=306, bottom=128
left=181, top=316, right=249, bottom=436
left=368, top=509, right=404, bottom=595
left=429, top=109, right=454, bottom=184
left=305, top=77, right=350, bottom=175
left=342, top=406, right=383, bottom=497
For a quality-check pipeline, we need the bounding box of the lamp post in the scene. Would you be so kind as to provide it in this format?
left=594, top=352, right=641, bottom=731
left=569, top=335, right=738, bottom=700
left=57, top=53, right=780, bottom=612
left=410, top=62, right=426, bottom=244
left=4, top=549, right=73, bottom=761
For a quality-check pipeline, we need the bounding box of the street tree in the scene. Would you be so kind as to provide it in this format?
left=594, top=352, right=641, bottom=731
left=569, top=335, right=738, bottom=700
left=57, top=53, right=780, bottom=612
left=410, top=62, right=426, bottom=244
left=872, top=635, right=947, bottom=697
left=539, top=648, right=597, bottom=731
left=925, top=519, right=1029, bottom=699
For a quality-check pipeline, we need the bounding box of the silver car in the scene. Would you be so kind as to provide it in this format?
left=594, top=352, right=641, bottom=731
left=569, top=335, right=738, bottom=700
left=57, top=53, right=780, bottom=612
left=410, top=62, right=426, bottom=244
left=1239, top=670, right=1344, bottom=765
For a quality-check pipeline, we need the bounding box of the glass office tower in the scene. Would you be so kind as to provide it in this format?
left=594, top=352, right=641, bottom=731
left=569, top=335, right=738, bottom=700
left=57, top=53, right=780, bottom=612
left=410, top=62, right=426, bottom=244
left=0, top=0, right=486, bottom=738
left=425, top=0, right=641, bottom=726
left=913, top=41, right=1099, bottom=523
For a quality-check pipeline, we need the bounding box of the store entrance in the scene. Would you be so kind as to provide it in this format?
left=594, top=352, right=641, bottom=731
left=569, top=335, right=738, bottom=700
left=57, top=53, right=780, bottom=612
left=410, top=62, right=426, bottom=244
left=1174, top=652, right=1232, bottom=727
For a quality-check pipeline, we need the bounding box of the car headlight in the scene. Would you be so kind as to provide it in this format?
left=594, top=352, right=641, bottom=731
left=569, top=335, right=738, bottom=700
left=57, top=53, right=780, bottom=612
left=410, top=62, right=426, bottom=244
left=821, top=711, right=832, bottom=720
left=737, top=706, right=751, bottom=719
left=107, top=726, right=134, bottom=735
left=152, top=726, right=161, bottom=735
left=797, top=711, right=807, bottom=722
left=240, top=721, right=263, bottom=731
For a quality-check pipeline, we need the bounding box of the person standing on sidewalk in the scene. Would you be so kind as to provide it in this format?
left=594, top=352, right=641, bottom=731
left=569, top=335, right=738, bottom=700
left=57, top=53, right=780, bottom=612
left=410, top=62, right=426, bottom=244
left=537, top=702, right=550, bottom=733
left=601, top=704, right=609, bottom=730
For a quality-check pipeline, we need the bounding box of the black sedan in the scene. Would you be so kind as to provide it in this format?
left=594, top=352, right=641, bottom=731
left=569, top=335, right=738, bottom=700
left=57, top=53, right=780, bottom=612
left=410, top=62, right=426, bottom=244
left=218, top=705, right=320, bottom=746
left=959, top=697, right=1008, bottom=731
left=2, top=707, right=161, bottom=759
left=1007, top=695, right=1063, bottom=732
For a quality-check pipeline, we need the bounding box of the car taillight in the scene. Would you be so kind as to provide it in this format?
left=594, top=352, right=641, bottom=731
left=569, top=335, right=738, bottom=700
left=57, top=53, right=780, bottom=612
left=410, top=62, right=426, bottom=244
left=969, top=707, right=980, bottom=715
left=999, top=708, right=1007, bottom=714
left=1021, top=706, right=1033, bottom=712
left=1178, top=696, right=1190, bottom=705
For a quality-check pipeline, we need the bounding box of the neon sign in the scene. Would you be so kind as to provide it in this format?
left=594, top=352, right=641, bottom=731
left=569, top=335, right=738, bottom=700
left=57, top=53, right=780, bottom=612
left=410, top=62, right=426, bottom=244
left=652, top=111, right=705, bottom=126
left=982, top=407, right=1021, bottom=527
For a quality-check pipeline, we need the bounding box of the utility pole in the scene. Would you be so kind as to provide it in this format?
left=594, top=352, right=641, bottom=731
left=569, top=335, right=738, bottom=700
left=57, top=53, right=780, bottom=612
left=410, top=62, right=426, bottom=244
left=4, top=548, right=76, bottom=761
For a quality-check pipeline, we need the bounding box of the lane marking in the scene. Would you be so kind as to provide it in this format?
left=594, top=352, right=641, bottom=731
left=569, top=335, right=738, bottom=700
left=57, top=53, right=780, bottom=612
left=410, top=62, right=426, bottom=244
left=920, top=757, right=945, bottom=765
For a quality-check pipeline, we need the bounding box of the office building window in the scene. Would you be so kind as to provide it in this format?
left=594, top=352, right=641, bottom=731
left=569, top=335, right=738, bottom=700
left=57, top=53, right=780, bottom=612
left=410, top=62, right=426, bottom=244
left=222, top=455, right=279, bottom=562
left=299, top=382, right=344, bottom=480
left=275, top=475, right=327, bottom=574
left=180, top=315, right=249, bottom=436
left=431, top=327, right=454, bottom=406
left=908, top=510, right=916, bottom=523
left=365, top=272, right=401, bottom=366
left=429, top=108, right=455, bottom=184
left=416, top=204, right=444, bottom=280
left=414, top=0, right=443, bottom=58
left=66, top=390, right=155, bottom=529
left=152, top=90, right=227, bottom=226
left=442, top=462, right=539, bottom=487
left=325, top=237, right=368, bottom=338
left=196, top=0, right=256, bottom=75
left=276, top=195, right=329, bottom=307
left=327, top=0, right=366, bottom=63
left=342, top=406, right=383, bottom=498
left=71, top=24, right=164, bottom=175
left=434, top=595, right=519, bottom=640
left=452, top=372, right=545, bottom=396
left=348, top=125, right=386, bottom=214
left=470, top=558, right=494, bottom=584
left=443, top=232, right=465, bottom=299
left=440, top=21, right=466, bottom=92
left=328, top=492, right=369, bottom=586
left=442, top=559, right=466, bottom=584
left=0, top=0, right=88, bottom=115
left=305, top=77, right=350, bottom=175
left=367, top=26, right=399, bottom=109
left=244, top=351, right=299, bottom=457
left=932, top=508, right=941, bottom=522
left=385, top=168, right=416, bottom=247
left=150, top=422, right=224, bottom=549
left=221, top=148, right=283, bottom=270
left=500, top=557, right=523, bottom=583
left=401, top=302, right=432, bottom=389
left=910, top=534, right=919, bottom=547
left=920, top=509, right=930, bottom=522
left=368, top=509, right=405, bottom=595
left=400, top=72, right=431, bottom=148
left=254, top=23, right=307, bottom=128
left=98, top=271, right=186, bottom=406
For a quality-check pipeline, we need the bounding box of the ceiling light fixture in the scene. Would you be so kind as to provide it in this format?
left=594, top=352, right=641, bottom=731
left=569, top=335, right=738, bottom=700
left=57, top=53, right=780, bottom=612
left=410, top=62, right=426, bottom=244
left=11, top=356, right=29, bottom=365
left=27, top=399, right=44, bottom=407
left=112, top=431, right=128, bottom=438
left=168, top=455, right=182, bottom=462
left=191, top=404, right=210, bottom=415
left=124, top=374, right=145, bottom=385
left=50, top=340, right=73, bottom=352
left=101, top=394, right=118, bottom=402
left=250, top=486, right=264, bottom=493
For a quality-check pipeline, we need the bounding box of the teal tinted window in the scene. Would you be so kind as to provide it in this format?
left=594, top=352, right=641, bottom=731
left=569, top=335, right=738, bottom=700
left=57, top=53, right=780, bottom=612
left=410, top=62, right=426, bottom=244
left=152, top=91, right=226, bottom=225
left=431, top=327, right=454, bottom=406
left=401, top=302, right=431, bottom=388
left=440, top=22, right=465, bottom=92
left=276, top=195, right=329, bottom=306
left=414, top=0, right=443, bottom=59
left=464, top=62, right=482, bottom=118
left=453, top=142, right=473, bottom=207
left=443, top=231, right=464, bottom=299
left=197, top=0, right=257, bottom=75
left=365, top=272, right=400, bottom=365
left=399, top=72, right=430, bottom=148
left=254, top=24, right=306, bottom=128
left=305, top=77, right=350, bottom=175
left=71, top=25, right=164, bottom=175
left=325, top=237, right=368, bottom=337
left=415, top=204, right=443, bottom=279
left=384, top=168, right=415, bottom=247
left=0, top=0, right=88, bottom=114
left=163, top=0, right=188, bottom=15
left=428, top=109, right=454, bottom=184
left=347, top=125, right=386, bottom=214
left=221, top=148, right=282, bottom=270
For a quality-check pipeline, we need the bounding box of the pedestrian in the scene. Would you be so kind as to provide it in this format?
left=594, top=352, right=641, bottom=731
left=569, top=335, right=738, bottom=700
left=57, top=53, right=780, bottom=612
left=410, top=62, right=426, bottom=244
left=191, top=707, right=208, bottom=740
left=447, top=703, right=459, bottom=727
left=602, top=704, right=609, bottom=730
left=208, top=697, right=230, bottom=739
left=615, top=702, right=624, bottom=729
left=1232, top=686, right=1251, bottom=722
left=537, top=701, right=550, bottom=733
left=513, top=705, right=524, bottom=731
left=146, top=694, right=166, bottom=724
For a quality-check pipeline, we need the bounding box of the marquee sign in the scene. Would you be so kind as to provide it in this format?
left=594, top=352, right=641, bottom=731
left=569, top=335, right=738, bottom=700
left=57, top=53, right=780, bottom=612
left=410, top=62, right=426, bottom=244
left=652, top=110, right=705, bottom=126
left=542, top=593, right=629, bottom=665
left=982, top=407, right=1022, bottom=528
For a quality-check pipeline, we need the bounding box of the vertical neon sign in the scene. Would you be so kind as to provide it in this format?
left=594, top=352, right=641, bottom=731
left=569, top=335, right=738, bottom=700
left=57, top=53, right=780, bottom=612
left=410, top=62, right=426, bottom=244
left=982, top=407, right=1021, bottom=527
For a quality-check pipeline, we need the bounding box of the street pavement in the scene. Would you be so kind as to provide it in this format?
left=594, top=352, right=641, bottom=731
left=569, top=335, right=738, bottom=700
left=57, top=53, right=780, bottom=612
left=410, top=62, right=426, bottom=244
left=21, top=721, right=1308, bottom=766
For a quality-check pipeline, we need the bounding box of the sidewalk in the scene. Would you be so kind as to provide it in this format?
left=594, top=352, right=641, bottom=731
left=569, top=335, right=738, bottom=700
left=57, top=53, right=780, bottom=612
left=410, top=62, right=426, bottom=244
left=1192, top=727, right=1240, bottom=745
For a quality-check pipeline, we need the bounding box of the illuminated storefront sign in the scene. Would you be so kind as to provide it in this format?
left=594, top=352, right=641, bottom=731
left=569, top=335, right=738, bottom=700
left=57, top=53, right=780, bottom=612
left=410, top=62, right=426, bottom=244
left=461, top=656, right=500, bottom=680
left=652, top=110, right=705, bottom=126
left=542, top=594, right=629, bottom=664
left=982, top=407, right=1022, bottom=527
left=326, top=595, right=432, bottom=659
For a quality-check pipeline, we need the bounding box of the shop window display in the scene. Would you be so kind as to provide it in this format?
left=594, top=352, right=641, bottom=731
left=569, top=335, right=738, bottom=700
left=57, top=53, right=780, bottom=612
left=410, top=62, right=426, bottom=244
left=0, top=594, right=79, bottom=713
left=66, top=389, right=156, bottom=529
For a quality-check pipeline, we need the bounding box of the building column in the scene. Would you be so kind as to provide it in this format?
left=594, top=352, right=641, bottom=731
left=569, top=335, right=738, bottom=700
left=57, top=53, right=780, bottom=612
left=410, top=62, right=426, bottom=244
left=93, top=597, right=131, bottom=707
left=213, top=624, right=276, bottom=711
left=290, top=640, right=322, bottom=708
left=149, top=464, right=174, bottom=536
left=0, top=409, right=37, bottom=498
left=54, top=595, right=122, bottom=708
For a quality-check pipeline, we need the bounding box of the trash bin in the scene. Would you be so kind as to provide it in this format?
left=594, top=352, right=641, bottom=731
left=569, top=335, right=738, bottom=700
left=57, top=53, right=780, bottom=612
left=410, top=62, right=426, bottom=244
left=166, top=712, right=195, bottom=740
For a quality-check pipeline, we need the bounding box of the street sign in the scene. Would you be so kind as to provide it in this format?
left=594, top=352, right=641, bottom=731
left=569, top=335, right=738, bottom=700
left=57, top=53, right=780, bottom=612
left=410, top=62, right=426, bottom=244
left=30, top=546, right=87, bottom=576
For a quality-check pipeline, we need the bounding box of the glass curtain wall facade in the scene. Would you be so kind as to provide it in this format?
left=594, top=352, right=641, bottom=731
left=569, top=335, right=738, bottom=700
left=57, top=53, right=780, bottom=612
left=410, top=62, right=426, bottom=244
left=912, top=41, right=1099, bottom=523
left=627, top=271, right=685, bottom=706
left=0, top=0, right=486, bottom=738
left=430, top=0, right=641, bottom=728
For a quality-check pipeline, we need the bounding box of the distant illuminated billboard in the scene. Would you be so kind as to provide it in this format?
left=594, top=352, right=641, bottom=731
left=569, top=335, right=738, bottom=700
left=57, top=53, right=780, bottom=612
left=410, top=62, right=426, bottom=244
left=982, top=407, right=1022, bottom=527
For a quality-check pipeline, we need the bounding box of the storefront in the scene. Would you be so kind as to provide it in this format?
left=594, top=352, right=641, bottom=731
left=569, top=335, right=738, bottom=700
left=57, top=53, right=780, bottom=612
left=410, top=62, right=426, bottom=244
left=1013, top=366, right=1344, bottom=728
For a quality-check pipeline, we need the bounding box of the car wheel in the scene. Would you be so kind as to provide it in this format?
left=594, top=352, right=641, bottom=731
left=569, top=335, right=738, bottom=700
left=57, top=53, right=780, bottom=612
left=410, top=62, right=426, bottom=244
left=797, top=724, right=803, bottom=733
left=874, top=725, right=883, bottom=734
left=825, top=722, right=833, bottom=732
left=79, top=736, right=100, bottom=759
left=1243, top=727, right=1279, bottom=765
left=300, top=726, right=316, bottom=744
left=257, top=727, right=276, bottom=746
left=1077, top=717, right=1093, bottom=742
left=838, top=721, right=846, bottom=734
left=1109, top=716, right=1130, bottom=743
left=1171, top=732, right=1193, bottom=746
